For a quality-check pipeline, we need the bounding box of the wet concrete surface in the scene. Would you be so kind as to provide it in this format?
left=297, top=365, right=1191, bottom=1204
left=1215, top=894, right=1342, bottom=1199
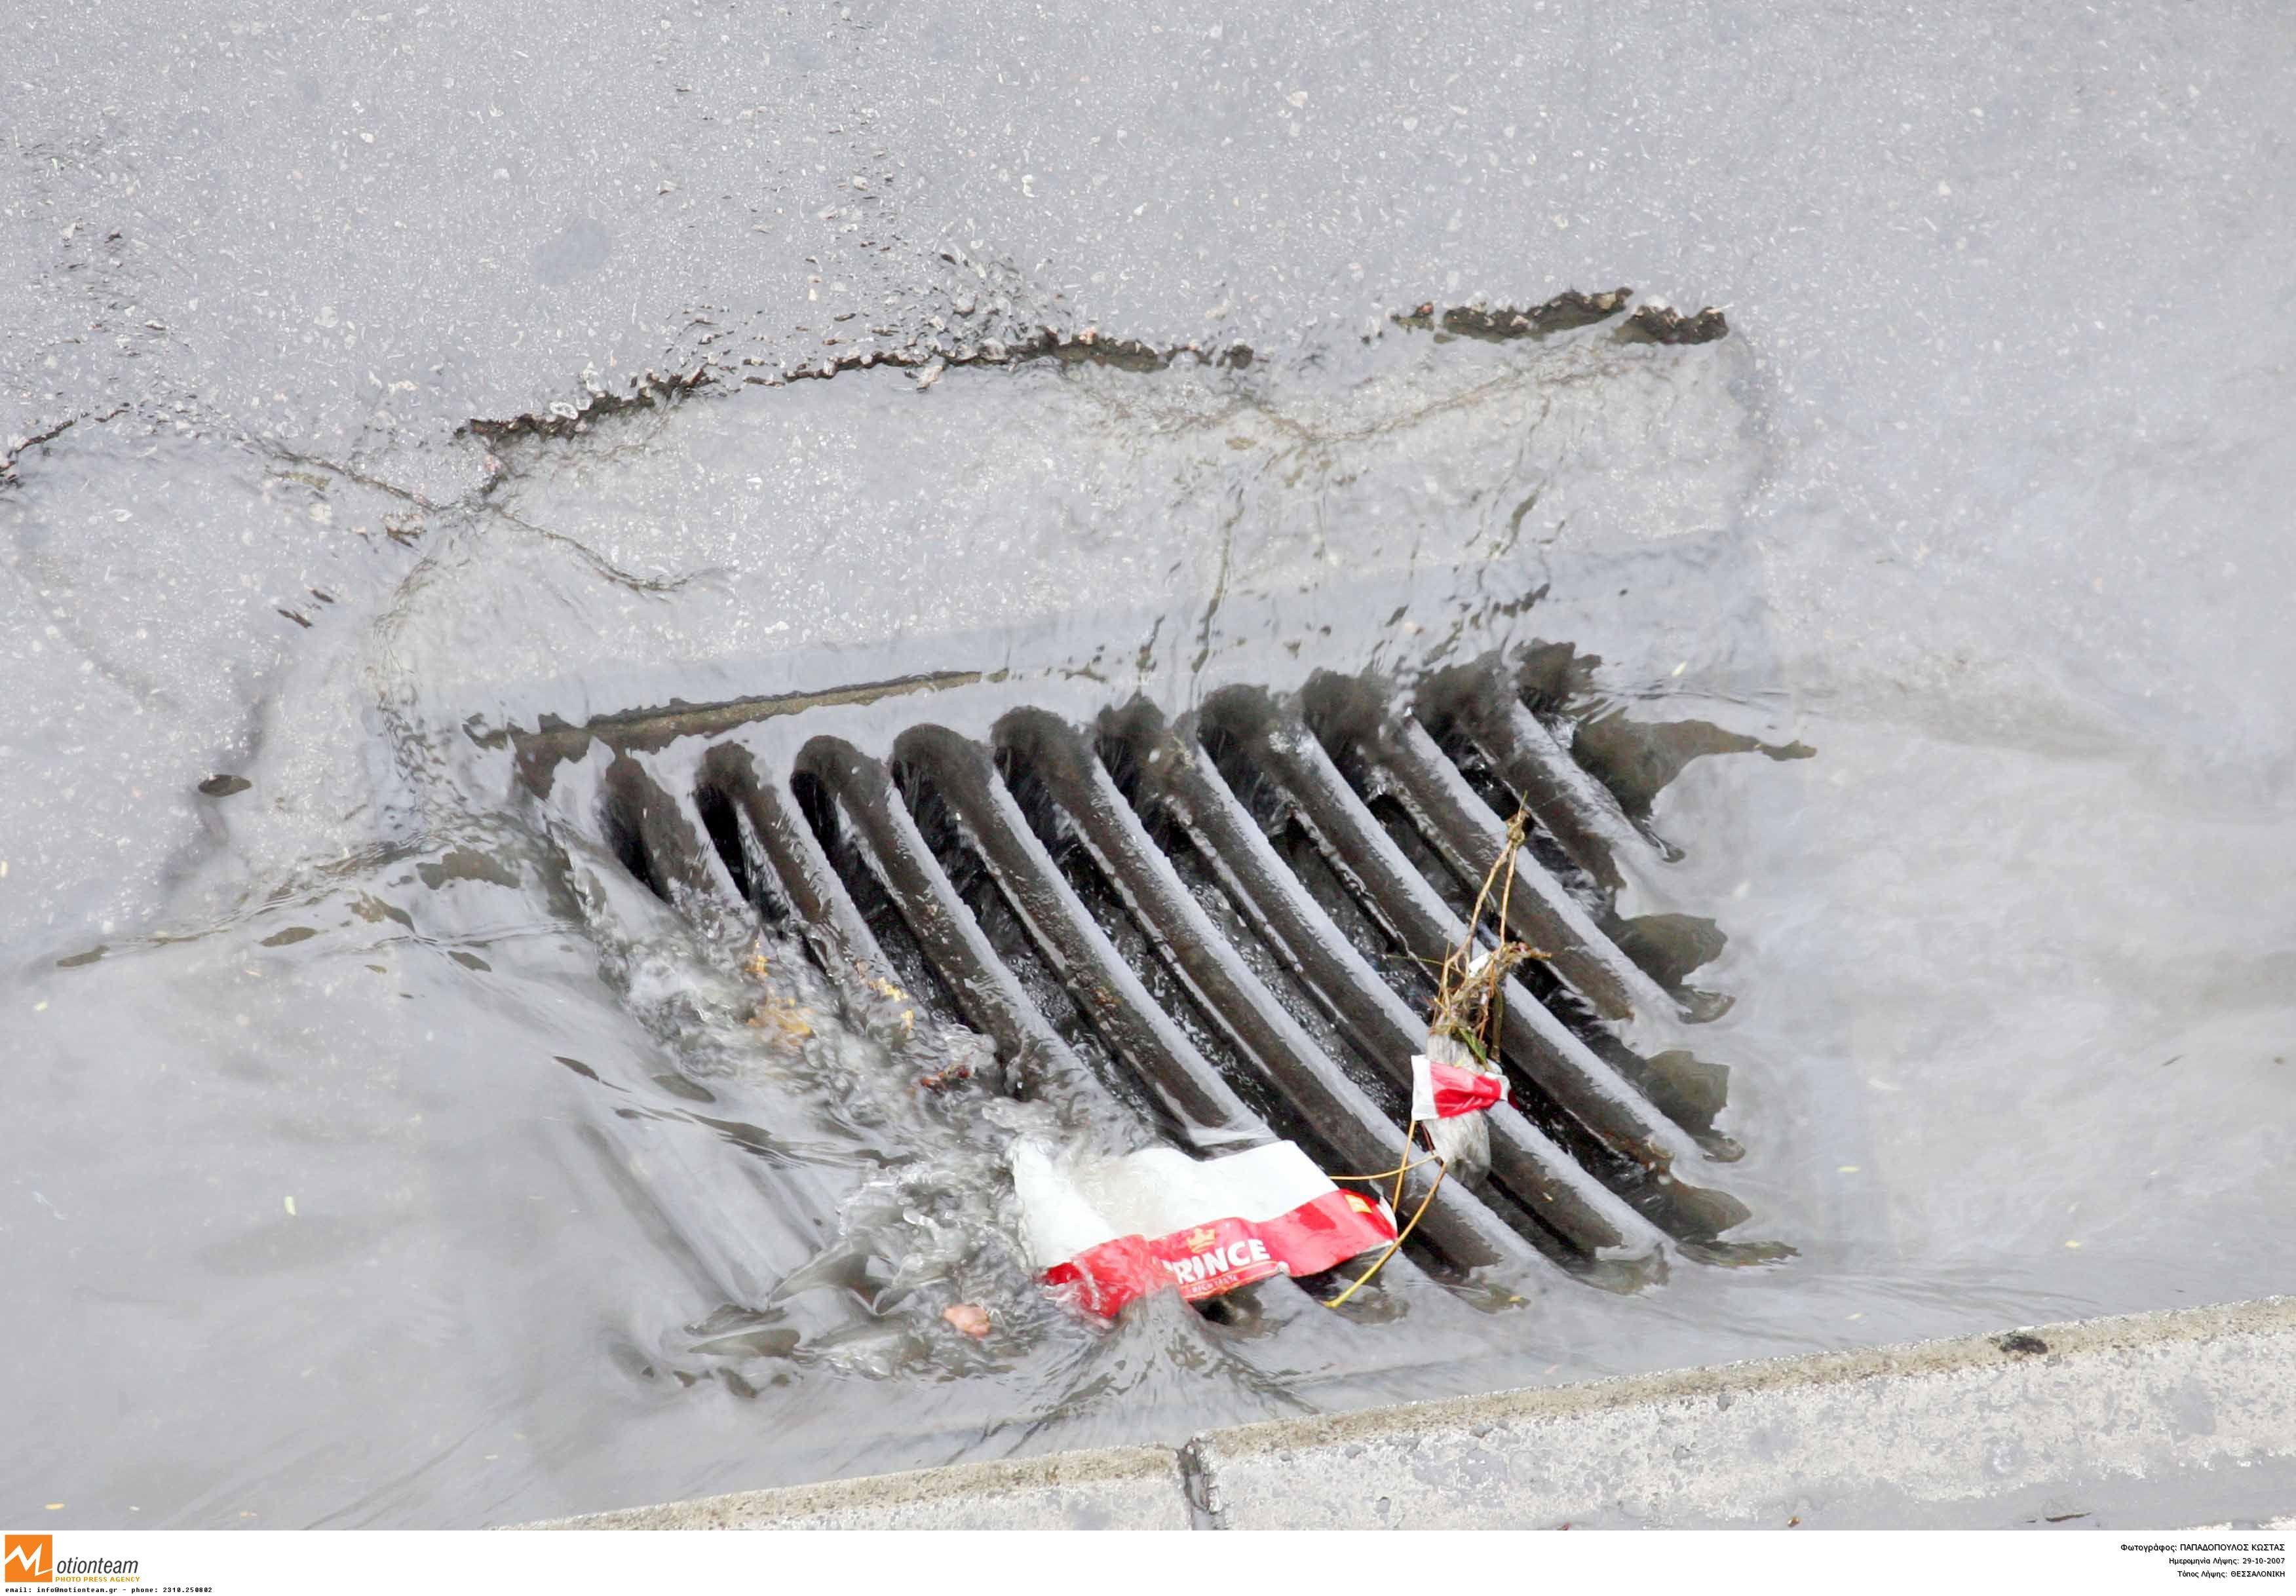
left=532, top=1296, right=2296, bottom=1530
left=1185, top=1295, right=2296, bottom=1531
left=5, top=0, right=2295, bottom=1529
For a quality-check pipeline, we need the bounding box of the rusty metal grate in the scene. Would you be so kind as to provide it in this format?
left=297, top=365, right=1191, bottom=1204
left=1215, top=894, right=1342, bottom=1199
left=529, top=652, right=1766, bottom=1302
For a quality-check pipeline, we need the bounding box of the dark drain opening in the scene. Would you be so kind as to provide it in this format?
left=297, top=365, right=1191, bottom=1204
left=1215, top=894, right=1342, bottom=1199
left=988, top=708, right=1521, bottom=1276
left=1002, top=743, right=1398, bottom=1120
left=1419, top=698, right=1737, bottom=1034
left=600, top=763, right=674, bottom=906
left=784, top=763, right=966, bottom=1033
left=531, top=647, right=1787, bottom=1307
left=691, top=775, right=762, bottom=920
left=1421, top=718, right=1609, bottom=914
left=887, top=752, right=1185, bottom=1150
left=1179, top=696, right=1693, bottom=1246
left=1192, top=685, right=1752, bottom=1243
left=978, top=738, right=1453, bottom=1275
left=598, top=752, right=731, bottom=919
left=1322, top=737, right=1729, bottom=1152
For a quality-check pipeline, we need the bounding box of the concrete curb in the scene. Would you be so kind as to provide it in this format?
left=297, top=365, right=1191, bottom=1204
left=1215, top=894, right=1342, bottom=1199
left=523, top=1445, right=1191, bottom=1530
left=1195, top=1295, right=2296, bottom=1529
left=519, top=1296, right=2296, bottom=1530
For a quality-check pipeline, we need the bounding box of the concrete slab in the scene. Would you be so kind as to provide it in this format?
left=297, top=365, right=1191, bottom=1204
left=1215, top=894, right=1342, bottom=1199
left=1189, top=1296, right=2296, bottom=1530
left=523, top=1445, right=1191, bottom=1531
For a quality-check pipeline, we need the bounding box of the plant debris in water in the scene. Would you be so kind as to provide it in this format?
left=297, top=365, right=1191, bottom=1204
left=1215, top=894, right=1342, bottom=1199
left=1323, top=801, right=1548, bottom=1307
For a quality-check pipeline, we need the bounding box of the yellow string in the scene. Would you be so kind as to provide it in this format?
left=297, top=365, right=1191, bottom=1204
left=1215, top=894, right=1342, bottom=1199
left=1326, top=1152, right=1441, bottom=1185
left=1321, top=1151, right=1449, bottom=1308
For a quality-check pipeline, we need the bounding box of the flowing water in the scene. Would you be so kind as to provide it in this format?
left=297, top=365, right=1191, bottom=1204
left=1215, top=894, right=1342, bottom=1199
left=5, top=0, right=2293, bottom=1530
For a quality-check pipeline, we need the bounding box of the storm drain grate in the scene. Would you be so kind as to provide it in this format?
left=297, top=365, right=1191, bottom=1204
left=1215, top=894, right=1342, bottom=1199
left=531, top=653, right=1766, bottom=1300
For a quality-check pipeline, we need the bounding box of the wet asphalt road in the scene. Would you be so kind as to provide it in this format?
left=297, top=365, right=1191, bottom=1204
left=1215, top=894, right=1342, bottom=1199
left=5, top=0, right=2294, bottom=1527
left=9, top=0, right=2295, bottom=883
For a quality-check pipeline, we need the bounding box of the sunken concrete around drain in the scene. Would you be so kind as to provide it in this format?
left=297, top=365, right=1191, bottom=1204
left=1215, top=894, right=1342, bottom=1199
left=522, top=1296, right=2296, bottom=1530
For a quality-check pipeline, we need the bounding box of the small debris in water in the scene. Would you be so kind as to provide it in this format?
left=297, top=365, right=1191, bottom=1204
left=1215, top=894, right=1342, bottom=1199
left=747, top=997, right=814, bottom=1041
left=917, top=1058, right=970, bottom=1092
left=942, top=1303, right=990, bottom=1339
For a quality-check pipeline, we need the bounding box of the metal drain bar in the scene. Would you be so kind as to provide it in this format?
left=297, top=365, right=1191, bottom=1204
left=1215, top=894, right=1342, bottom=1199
left=568, top=662, right=1757, bottom=1294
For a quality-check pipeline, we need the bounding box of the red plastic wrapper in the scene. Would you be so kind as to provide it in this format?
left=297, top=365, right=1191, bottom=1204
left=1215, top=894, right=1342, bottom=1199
left=1013, top=1141, right=1396, bottom=1318
left=1411, top=1052, right=1508, bottom=1120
